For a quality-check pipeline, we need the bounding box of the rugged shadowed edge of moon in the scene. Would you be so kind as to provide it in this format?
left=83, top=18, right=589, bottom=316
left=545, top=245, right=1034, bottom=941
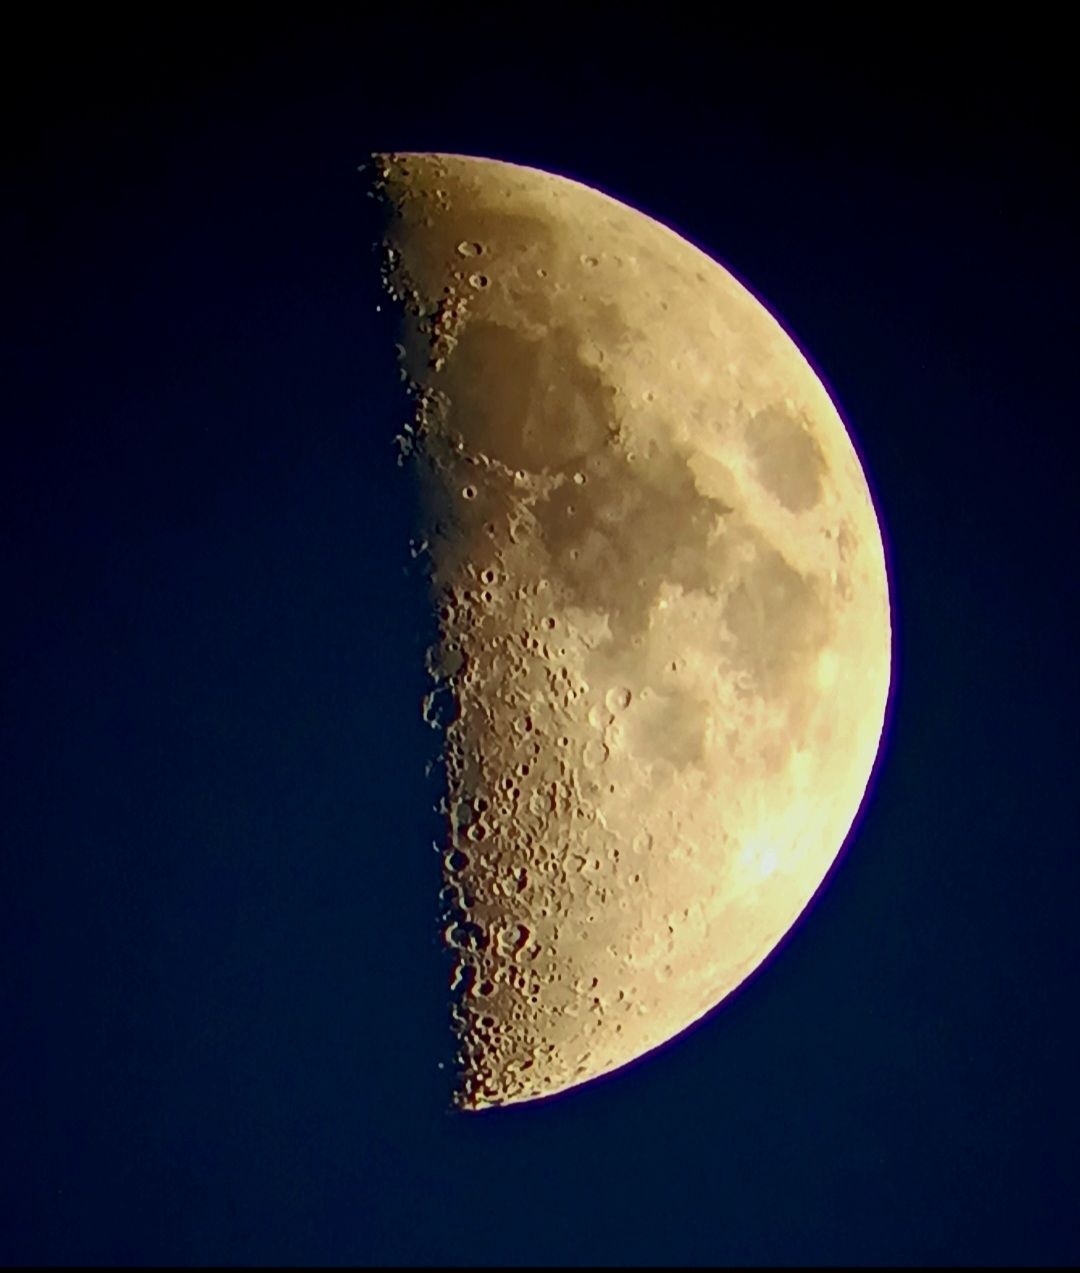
left=372, top=152, right=891, bottom=1110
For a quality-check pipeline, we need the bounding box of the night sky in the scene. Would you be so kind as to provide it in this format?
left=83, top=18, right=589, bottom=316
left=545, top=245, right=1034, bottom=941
left=3, top=15, right=1077, bottom=1266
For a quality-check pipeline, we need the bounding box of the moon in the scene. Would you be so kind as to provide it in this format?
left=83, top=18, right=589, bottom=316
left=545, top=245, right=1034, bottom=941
left=373, top=152, right=891, bottom=1109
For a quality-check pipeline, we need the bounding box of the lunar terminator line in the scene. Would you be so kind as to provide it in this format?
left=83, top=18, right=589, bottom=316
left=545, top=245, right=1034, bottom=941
left=374, top=152, right=891, bottom=1108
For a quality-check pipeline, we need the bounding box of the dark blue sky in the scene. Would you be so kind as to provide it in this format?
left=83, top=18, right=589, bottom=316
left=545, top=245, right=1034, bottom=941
left=3, top=14, right=1077, bottom=1266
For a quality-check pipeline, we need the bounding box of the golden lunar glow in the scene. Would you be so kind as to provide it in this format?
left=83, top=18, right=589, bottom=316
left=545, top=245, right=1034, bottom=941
left=374, top=152, right=891, bottom=1109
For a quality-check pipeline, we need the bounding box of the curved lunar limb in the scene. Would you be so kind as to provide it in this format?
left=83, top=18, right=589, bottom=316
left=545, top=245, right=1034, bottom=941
left=375, top=152, right=891, bottom=1109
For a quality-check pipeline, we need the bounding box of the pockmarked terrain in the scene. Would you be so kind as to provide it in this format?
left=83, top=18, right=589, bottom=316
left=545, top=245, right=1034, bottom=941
left=374, top=152, right=891, bottom=1109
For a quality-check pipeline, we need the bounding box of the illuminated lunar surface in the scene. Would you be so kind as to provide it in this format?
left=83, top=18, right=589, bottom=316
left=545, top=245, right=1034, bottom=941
left=374, top=152, right=891, bottom=1109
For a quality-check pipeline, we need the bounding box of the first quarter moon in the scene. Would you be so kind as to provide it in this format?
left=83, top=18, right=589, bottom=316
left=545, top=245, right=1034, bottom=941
left=374, top=152, right=891, bottom=1109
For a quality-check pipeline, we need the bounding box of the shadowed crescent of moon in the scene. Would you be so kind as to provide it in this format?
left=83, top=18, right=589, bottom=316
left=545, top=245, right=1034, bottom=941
left=373, top=151, right=892, bottom=1109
